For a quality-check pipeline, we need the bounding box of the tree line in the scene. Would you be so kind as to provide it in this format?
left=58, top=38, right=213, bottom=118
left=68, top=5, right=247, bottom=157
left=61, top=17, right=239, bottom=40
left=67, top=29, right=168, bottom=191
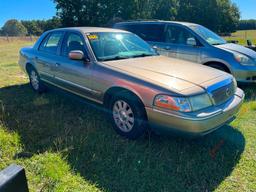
left=238, top=20, right=256, bottom=30
left=1, top=0, right=242, bottom=36
left=53, top=0, right=240, bottom=33
left=0, top=17, right=61, bottom=36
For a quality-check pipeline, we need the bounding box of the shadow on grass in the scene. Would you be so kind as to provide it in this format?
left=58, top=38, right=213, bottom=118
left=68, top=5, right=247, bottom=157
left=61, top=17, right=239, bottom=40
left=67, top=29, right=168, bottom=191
left=238, top=83, right=256, bottom=101
left=0, top=83, right=247, bottom=192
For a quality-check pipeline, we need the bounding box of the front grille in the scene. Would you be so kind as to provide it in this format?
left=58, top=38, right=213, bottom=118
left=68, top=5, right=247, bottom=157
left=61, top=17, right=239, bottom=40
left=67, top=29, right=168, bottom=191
left=211, top=82, right=236, bottom=105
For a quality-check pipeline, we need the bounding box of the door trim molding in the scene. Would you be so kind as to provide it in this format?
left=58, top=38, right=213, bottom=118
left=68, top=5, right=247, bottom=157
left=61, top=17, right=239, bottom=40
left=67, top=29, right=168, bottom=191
left=41, top=78, right=103, bottom=104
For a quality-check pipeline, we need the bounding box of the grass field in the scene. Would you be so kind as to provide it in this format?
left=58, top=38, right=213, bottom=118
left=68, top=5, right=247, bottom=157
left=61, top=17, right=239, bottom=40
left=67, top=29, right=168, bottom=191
left=224, top=30, right=256, bottom=45
left=0, top=40, right=256, bottom=192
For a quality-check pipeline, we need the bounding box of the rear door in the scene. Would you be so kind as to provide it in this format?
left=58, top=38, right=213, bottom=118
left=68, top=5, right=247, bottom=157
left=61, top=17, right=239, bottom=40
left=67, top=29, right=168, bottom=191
left=137, top=24, right=178, bottom=58
left=36, top=31, right=64, bottom=82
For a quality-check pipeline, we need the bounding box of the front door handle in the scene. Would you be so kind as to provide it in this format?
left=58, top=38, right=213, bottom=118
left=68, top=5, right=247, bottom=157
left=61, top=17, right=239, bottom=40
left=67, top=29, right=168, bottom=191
left=35, top=57, right=50, bottom=67
left=164, top=46, right=172, bottom=50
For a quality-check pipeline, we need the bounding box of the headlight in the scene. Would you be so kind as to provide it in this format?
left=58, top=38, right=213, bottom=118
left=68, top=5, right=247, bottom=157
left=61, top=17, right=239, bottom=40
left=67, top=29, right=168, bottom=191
left=154, top=95, right=191, bottom=112
left=232, top=77, right=237, bottom=90
left=234, top=53, right=255, bottom=66
left=188, top=93, right=213, bottom=111
left=154, top=94, right=213, bottom=112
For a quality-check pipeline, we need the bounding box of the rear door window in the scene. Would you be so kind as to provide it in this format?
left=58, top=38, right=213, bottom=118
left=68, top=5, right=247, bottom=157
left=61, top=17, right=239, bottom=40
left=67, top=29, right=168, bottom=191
left=119, top=24, right=165, bottom=42
left=39, top=31, right=64, bottom=55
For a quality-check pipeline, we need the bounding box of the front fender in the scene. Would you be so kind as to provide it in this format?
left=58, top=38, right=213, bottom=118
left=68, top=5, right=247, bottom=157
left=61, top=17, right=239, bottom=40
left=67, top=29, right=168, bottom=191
left=202, top=58, right=233, bottom=74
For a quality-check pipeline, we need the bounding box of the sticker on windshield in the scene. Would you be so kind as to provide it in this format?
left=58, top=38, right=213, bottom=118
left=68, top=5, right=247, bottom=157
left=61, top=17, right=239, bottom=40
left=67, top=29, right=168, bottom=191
left=87, top=34, right=98, bottom=40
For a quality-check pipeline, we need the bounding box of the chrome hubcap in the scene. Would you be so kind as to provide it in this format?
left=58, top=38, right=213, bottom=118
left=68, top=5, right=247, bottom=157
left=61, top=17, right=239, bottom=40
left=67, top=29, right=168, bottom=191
left=113, top=100, right=134, bottom=132
left=30, top=70, right=39, bottom=90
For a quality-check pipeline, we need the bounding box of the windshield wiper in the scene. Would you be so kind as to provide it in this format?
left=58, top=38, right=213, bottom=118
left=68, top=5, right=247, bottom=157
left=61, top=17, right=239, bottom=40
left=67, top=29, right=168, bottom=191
left=131, top=53, right=156, bottom=58
left=100, top=55, right=130, bottom=61
left=212, top=42, right=226, bottom=45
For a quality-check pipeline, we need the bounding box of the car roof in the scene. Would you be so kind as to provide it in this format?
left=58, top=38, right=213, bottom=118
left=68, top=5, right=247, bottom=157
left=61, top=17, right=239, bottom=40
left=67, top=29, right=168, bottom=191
left=48, top=27, right=129, bottom=34
left=114, top=20, right=199, bottom=27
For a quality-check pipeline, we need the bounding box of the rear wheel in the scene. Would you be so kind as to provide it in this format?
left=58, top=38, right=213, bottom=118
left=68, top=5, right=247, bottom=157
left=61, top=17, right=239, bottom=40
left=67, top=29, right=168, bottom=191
left=110, top=92, right=147, bottom=139
left=27, top=67, right=46, bottom=93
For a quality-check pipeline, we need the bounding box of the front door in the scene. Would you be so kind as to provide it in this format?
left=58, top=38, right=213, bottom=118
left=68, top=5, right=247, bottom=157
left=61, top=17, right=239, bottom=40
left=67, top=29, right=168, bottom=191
left=165, top=24, right=202, bottom=63
left=54, top=32, right=94, bottom=98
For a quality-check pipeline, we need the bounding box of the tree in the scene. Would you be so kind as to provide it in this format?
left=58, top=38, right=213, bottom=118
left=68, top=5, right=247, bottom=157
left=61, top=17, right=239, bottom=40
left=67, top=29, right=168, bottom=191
left=53, top=0, right=130, bottom=26
left=2, top=19, right=27, bottom=36
left=53, top=0, right=240, bottom=33
left=238, top=19, right=256, bottom=30
left=53, top=0, right=178, bottom=26
left=21, top=20, right=43, bottom=36
left=43, top=16, right=62, bottom=31
left=21, top=17, right=62, bottom=36
left=176, top=0, right=240, bottom=33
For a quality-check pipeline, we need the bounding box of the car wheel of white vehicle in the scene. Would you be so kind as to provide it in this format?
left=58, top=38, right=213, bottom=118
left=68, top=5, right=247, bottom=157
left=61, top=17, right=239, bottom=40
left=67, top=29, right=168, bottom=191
left=28, top=67, right=46, bottom=93
left=110, top=92, right=147, bottom=139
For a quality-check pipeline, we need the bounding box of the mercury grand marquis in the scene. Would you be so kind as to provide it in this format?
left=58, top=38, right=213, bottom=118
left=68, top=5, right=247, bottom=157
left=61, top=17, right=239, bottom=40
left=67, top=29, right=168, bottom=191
left=19, top=27, right=244, bottom=139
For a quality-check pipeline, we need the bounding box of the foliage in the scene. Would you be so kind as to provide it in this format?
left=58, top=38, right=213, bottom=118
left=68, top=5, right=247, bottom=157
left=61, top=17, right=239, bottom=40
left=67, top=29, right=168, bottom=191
left=238, top=20, right=256, bottom=30
left=0, top=18, right=61, bottom=36
left=0, top=0, right=241, bottom=35
left=1, top=19, right=27, bottom=36
left=53, top=0, right=240, bottom=33
left=21, top=20, right=44, bottom=36
left=177, top=0, right=240, bottom=33
left=21, top=17, right=62, bottom=36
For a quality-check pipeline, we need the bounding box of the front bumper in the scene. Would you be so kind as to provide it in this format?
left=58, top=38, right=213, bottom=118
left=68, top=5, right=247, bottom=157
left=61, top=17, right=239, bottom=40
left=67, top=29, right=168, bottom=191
left=233, top=67, right=256, bottom=83
left=146, top=88, right=244, bottom=136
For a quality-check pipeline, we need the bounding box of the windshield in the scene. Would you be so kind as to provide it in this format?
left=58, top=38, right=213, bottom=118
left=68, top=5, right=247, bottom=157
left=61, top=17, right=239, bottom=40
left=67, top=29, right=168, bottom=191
left=190, top=25, right=226, bottom=45
left=87, top=32, right=158, bottom=61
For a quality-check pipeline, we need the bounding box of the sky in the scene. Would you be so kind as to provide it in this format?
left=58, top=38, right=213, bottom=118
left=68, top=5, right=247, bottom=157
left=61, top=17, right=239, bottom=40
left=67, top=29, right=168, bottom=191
left=232, top=0, right=256, bottom=19
left=0, top=0, right=56, bottom=27
left=0, top=0, right=255, bottom=27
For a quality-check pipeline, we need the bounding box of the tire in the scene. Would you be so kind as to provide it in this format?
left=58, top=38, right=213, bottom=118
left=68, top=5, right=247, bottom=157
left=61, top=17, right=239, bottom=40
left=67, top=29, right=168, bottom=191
left=27, top=66, right=46, bottom=93
left=208, top=63, right=230, bottom=73
left=109, top=92, right=147, bottom=139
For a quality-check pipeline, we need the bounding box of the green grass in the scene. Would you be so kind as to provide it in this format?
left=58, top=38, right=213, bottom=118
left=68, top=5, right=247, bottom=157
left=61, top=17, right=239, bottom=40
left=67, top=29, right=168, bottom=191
left=224, top=30, right=256, bottom=45
left=0, top=41, right=256, bottom=192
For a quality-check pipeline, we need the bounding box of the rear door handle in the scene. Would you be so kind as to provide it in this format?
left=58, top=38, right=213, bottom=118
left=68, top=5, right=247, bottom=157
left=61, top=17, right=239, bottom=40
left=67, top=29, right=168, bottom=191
left=35, top=56, right=49, bottom=66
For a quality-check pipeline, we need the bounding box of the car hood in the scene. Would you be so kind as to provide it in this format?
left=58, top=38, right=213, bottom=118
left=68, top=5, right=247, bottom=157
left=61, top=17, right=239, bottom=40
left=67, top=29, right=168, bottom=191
left=216, top=43, right=256, bottom=58
left=102, top=56, right=230, bottom=95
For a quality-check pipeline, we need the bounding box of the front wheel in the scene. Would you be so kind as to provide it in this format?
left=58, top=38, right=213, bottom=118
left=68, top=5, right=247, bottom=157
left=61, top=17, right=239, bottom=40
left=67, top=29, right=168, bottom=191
left=208, top=63, right=230, bottom=73
left=28, top=67, right=46, bottom=93
left=110, top=92, right=147, bottom=139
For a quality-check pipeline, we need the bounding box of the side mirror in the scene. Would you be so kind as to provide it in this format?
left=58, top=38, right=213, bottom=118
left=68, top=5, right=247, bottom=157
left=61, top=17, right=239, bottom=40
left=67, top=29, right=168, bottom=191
left=152, top=45, right=158, bottom=50
left=186, top=37, right=197, bottom=47
left=69, top=50, right=84, bottom=60
left=152, top=46, right=159, bottom=54
left=69, top=50, right=90, bottom=62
